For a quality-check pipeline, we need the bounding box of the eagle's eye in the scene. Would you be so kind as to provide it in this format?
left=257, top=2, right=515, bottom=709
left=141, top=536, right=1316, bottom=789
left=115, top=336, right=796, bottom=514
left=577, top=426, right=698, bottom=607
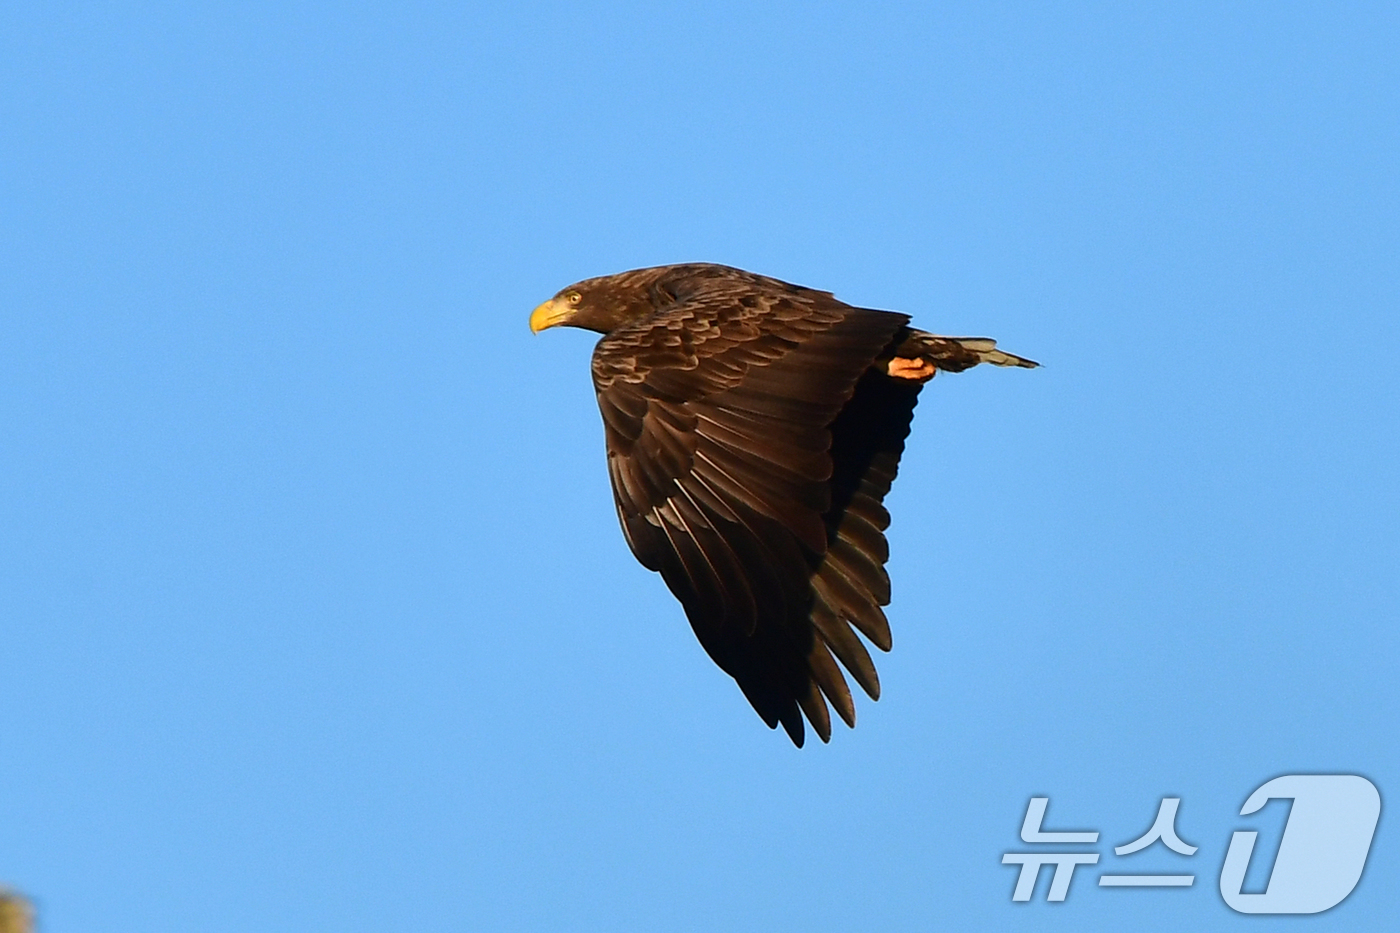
left=566, top=291, right=582, bottom=305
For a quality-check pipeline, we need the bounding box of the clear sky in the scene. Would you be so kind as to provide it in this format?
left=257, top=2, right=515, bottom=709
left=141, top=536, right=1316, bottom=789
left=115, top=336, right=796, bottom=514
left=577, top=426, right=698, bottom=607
left=3, top=2, right=1397, bottom=931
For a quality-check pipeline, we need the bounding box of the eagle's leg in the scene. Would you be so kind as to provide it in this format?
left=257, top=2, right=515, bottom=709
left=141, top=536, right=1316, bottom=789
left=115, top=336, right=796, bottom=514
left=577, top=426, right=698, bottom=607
left=886, top=357, right=938, bottom=381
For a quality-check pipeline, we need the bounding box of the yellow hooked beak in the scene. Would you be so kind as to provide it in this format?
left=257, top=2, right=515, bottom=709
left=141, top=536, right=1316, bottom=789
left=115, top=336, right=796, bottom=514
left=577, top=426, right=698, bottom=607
left=529, top=298, right=573, bottom=334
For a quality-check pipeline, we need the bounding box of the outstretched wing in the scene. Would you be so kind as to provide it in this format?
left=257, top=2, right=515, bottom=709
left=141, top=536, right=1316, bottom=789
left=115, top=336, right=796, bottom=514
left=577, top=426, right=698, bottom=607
left=592, top=276, right=916, bottom=745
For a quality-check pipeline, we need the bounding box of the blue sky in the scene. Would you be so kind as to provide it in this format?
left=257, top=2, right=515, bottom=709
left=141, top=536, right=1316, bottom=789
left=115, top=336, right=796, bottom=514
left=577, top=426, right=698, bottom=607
left=3, top=2, right=1397, bottom=930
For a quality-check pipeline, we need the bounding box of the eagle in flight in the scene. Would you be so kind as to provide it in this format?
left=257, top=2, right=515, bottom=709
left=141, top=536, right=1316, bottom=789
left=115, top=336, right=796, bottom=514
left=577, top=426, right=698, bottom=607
left=531, top=263, right=1035, bottom=746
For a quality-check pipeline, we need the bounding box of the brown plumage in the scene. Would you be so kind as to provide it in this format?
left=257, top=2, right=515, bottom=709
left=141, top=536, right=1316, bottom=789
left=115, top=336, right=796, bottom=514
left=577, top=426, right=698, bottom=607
left=530, top=263, right=1035, bottom=746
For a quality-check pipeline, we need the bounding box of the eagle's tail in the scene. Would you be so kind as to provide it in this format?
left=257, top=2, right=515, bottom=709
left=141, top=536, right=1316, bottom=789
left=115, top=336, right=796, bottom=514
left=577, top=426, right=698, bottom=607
left=889, top=328, right=1039, bottom=376
left=940, top=336, right=1039, bottom=369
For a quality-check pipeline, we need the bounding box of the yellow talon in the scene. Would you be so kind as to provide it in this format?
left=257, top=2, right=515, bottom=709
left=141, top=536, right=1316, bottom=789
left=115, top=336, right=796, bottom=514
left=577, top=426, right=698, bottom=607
left=887, top=357, right=937, bottom=381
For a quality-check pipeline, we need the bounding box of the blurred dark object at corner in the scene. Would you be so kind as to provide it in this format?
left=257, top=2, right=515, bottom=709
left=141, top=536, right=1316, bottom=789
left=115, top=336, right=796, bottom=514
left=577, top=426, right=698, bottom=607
left=0, top=889, right=33, bottom=933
